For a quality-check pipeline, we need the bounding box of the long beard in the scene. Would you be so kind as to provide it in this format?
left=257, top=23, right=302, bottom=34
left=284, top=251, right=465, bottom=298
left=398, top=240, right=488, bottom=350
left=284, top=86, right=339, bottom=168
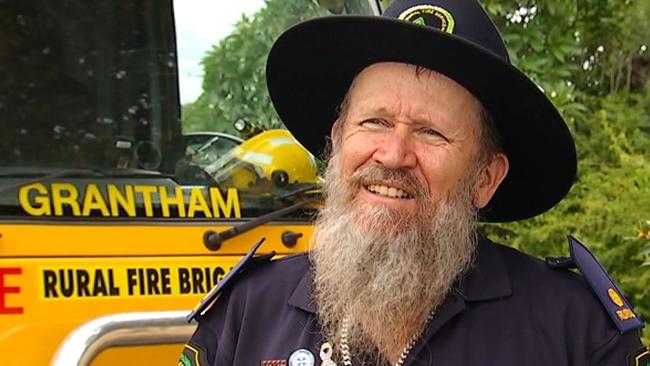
left=310, top=153, right=479, bottom=363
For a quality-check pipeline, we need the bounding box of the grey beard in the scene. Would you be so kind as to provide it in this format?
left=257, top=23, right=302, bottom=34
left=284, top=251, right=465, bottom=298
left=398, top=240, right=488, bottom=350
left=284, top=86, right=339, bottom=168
left=310, top=154, right=479, bottom=363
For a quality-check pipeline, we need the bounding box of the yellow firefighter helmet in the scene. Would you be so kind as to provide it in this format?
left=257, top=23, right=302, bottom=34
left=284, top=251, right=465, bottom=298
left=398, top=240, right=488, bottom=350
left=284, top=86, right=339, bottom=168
left=205, top=129, right=319, bottom=190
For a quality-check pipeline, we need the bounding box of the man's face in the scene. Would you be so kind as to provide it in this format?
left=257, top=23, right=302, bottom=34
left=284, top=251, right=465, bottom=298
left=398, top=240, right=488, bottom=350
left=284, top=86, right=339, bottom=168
left=335, top=62, right=484, bottom=222
left=312, top=62, right=509, bottom=360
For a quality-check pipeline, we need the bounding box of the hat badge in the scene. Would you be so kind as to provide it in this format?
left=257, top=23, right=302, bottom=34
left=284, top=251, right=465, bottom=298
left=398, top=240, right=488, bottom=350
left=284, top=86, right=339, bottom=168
left=398, top=4, right=455, bottom=33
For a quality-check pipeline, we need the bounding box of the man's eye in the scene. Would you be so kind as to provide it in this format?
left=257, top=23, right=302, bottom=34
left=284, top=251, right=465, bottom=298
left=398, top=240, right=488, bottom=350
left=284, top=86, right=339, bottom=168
left=360, top=119, right=388, bottom=128
left=421, top=128, right=448, bottom=141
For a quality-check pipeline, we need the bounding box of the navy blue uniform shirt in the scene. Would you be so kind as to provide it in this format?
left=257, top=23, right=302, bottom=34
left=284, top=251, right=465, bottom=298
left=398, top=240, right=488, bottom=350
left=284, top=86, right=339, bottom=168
left=183, top=236, right=646, bottom=365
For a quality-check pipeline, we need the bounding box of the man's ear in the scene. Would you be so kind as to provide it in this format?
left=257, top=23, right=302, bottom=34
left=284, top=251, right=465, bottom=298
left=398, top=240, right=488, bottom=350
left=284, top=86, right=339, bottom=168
left=474, top=153, right=509, bottom=209
left=330, top=118, right=344, bottom=150
left=330, top=122, right=339, bottom=143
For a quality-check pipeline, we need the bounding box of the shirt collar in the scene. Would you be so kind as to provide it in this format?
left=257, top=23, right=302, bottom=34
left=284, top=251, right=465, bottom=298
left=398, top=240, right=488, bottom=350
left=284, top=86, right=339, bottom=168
left=287, top=234, right=512, bottom=313
left=288, top=262, right=317, bottom=313
left=456, top=234, right=512, bottom=301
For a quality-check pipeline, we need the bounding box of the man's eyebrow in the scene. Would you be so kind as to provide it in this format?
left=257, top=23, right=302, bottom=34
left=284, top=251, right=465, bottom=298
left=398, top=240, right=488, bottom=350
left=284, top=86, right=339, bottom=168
left=353, top=105, right=392, bottom=117
left=353, top=105, right=445, bottom=127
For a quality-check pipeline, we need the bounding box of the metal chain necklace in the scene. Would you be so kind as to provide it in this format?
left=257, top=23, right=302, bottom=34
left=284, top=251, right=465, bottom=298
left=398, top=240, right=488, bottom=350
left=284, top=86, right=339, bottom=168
left=337, top=311, right=435, bottom=366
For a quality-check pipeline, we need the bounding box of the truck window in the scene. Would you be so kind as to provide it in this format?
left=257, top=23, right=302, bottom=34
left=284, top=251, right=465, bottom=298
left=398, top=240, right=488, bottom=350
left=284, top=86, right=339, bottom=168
left=0, top=0, right=384, bottom=221
left=0, top=2, right=379, bottom=365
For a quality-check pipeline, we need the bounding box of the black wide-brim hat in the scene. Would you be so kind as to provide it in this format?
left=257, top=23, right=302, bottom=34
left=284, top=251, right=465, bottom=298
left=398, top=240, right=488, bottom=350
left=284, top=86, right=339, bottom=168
left=266, top=0, right=577, bottom=222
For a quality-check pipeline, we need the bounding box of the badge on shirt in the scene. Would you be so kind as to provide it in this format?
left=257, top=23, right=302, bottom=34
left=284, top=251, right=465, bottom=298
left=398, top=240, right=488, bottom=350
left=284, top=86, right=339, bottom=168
left=179, top=341, right=209, bottom=366
left=261, top=360, right=288, bottom=366
left=627, top=346, right=650, bottom=366
left=288, top=348, right=315, bottom=366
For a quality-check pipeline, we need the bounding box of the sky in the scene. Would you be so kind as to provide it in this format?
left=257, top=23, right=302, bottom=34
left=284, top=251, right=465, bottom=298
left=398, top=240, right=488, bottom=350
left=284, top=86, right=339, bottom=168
left=173, top=1, right=267, bottom=104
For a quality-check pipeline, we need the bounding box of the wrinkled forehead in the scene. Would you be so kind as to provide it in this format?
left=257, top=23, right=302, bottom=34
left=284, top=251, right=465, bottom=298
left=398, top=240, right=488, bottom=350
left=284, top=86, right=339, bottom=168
left=339, top=62, right=483, bottom=128
left=349, top=62, right=478, bottom=103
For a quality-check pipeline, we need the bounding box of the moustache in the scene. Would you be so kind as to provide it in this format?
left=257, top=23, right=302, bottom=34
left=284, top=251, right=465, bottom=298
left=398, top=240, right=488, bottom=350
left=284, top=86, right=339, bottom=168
left=348, top=165, right=427, bottom=201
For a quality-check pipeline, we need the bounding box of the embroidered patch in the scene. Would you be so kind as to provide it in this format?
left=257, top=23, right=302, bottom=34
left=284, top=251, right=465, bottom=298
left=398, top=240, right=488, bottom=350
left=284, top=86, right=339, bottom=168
left=179, top=342, right=209, bottom=366
left=398, top=5, right=455, bottom=33
left=608, top=288, right=625, bottom=307
left=261, top=360, right=288, bottom=366
left=616, top=308, right=637, bottom=321
left=178, top=354, right=192, bottom=366
left=627, top=346, right=650, bottom=366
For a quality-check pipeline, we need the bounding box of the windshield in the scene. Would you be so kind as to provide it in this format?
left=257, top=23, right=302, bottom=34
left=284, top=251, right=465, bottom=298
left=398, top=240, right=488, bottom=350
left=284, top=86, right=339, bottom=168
left=1, top=0, right=179, bottom=171
left=0, top=0, right=378, bottom=220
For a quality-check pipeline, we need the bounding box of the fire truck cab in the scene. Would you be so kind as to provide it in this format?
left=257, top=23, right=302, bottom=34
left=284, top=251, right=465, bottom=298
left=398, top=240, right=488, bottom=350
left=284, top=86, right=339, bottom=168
left=0, top=1, right=380, bottom=364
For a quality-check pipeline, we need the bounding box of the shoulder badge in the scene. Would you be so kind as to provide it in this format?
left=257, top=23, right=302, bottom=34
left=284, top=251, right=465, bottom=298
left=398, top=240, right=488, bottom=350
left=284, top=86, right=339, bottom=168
left=627, top=346, right=650, bottom=366
left=186, top=237, right=275, bottom=322
left=545, top=235, right=644, bottom=334
left=178, top=341, right=209, bottom=366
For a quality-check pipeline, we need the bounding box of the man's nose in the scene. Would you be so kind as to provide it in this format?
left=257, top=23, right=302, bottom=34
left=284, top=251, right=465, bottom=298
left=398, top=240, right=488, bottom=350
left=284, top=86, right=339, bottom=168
left=372, top=127, right=417, bottom=169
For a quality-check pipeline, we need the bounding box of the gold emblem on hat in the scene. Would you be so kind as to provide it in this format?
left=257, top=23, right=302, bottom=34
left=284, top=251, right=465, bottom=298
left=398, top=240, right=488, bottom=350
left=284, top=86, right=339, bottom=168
left=398, top=5, right=455, bottom=33
left=608, top=288, right=624, bottom=307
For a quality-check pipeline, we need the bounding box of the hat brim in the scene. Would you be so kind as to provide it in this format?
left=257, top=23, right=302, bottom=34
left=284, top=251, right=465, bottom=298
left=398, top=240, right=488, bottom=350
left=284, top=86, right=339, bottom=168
left=266, top=16, right=576, bottom=222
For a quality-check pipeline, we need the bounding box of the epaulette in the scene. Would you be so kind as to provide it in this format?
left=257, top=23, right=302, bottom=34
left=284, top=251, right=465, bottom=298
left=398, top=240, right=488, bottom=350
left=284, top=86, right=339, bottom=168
left=186, top=238, right=275, bottom=322
left=545, top=235, right=643, bottom=334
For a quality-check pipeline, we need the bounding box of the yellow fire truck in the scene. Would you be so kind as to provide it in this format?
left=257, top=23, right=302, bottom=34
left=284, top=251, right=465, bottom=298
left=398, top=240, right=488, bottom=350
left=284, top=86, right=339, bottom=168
left=0, top=0, right=380, bottom=364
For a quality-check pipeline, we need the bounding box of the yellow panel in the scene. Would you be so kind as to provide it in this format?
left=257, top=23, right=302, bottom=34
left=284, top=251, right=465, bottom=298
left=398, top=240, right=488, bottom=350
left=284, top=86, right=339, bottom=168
left=92, top=344, right=185, bottom=366
left=0, top=250, right=307, bottom=365
left=0, top=222, right=313, bottom=256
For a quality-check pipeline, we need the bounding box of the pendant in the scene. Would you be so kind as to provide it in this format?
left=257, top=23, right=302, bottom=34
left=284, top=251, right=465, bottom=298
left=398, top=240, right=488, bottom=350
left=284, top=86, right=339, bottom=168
left=320, top=342, right=337, bottom=366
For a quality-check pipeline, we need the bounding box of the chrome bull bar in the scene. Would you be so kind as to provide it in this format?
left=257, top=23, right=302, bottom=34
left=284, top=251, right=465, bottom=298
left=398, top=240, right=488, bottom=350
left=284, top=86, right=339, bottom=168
left=50, top=310, right=195, bottom=366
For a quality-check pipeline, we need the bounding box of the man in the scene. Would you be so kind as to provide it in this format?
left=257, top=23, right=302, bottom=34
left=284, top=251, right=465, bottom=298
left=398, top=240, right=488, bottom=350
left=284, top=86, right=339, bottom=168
left=181, top=0, right=647, bottom=365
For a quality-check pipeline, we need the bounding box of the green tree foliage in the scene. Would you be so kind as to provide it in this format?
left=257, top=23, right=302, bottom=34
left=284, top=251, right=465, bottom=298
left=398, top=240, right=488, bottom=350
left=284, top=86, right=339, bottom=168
left=479, top=0, right=650, bottom=341
left=185, top=0, right=650, bottom=340
left=182, top=1, right=328, bottom=135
